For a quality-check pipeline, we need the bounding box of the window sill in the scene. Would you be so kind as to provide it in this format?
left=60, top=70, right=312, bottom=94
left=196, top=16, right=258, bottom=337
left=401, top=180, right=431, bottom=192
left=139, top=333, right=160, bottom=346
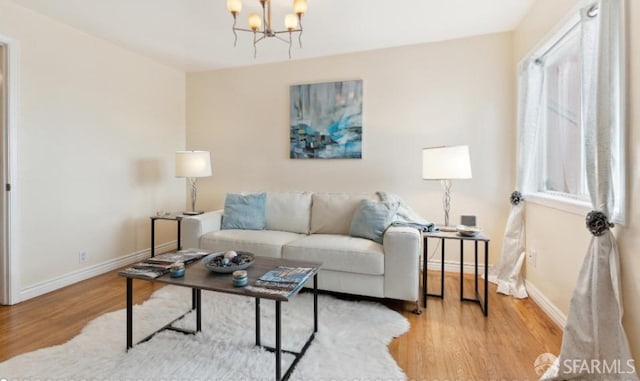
left=526, top=192, right=591, bottom=217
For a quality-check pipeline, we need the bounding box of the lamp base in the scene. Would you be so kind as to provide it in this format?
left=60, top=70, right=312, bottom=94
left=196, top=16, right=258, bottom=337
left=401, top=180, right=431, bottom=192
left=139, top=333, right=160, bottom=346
left=182, top=210, right=204, bottom=216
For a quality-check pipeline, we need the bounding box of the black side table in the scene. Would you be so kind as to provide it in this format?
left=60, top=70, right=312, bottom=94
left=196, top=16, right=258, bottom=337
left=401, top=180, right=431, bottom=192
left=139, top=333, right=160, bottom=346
left=150, top=213, right=184, bottom=257
left=422, top=231, right=490, bottom=316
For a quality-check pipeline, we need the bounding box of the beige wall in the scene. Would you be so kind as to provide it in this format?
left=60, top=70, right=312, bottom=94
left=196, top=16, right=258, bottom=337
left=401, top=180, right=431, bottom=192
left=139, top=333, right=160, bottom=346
left=187, top=32, right=515, bottom=265
left=515, top=0, right=640, bottom=361
left=0, top=1, right=186, bottom=298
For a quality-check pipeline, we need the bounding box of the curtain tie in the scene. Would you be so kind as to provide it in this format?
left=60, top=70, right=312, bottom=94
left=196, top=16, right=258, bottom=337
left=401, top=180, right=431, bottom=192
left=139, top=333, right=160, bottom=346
left=585, top=210, right=614, bottom=236
left=510, top=190, right=524, bottom=206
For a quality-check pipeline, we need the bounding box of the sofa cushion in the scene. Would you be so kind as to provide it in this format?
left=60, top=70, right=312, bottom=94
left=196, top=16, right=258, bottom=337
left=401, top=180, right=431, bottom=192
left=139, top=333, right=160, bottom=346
left=310, top=193, right=378, bottom=235
left=200, top=230, right=304, bottom=258
left=350, top=199, right=400, bottom=244
left=221, top=193, right=266, bottom=230
left=283, top=234, right=384, bottom=275
left=265, top=192, right=312, bottom=234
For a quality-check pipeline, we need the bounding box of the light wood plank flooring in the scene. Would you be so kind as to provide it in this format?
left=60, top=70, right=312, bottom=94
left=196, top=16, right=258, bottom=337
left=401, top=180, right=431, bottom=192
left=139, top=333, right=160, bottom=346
left=0, top=269, right=562, bottom=380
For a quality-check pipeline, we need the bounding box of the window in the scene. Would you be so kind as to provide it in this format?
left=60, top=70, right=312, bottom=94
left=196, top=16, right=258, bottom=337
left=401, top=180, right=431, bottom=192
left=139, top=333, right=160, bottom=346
left=540, top=25, right=588, bottom=201
left=526, top=6, right=625, bottom=223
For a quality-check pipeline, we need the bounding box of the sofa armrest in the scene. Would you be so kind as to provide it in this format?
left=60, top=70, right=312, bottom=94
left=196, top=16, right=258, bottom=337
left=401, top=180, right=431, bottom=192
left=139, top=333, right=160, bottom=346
left=181, top=209, right=223, bottom=249
left=383, top=226, right=422, bottom=301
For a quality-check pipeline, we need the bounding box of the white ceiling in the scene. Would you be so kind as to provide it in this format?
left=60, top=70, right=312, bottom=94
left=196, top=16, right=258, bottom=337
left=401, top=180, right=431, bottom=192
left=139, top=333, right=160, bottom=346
left=10, top=0, right=535, bottom=72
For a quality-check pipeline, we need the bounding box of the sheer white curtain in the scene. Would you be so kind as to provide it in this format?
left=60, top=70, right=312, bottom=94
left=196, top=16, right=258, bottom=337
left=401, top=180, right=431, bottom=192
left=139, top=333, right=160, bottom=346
left=487, top=60, right=543, bottom=298
left=542, top=0, right=638, bottom=379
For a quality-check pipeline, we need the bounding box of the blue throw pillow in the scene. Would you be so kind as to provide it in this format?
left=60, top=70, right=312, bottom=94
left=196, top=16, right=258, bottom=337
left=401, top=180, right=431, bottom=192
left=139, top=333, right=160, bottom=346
left=350, top=199, right=400, bottom=244
left=221, top=193, right=267, bottom=230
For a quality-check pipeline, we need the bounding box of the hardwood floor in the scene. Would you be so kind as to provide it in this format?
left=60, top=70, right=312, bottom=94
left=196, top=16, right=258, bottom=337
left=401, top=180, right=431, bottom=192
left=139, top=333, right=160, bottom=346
left=0, top=269, right=562, bottom=380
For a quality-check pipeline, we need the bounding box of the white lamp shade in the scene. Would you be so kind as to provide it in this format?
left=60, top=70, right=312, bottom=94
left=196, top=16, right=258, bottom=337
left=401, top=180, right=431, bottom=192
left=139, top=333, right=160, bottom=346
left=422, top=145, right=472, bottom=180
left=175, top=151, right=212, bottom=178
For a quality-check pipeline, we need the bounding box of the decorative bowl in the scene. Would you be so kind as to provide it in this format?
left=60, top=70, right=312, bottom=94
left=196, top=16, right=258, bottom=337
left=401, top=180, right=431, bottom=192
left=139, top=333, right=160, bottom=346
left=202, top=251, right=255, bottom=273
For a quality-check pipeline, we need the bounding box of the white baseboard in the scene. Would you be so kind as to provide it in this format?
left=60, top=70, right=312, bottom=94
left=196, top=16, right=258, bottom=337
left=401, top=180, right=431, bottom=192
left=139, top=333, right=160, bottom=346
left=525, top=279, right=567, bottom=329
left=426, top=259, right=488, bottom=274
left=423, top=262, right=567, bottom=330
left=19, top=241, right=178, bottom=302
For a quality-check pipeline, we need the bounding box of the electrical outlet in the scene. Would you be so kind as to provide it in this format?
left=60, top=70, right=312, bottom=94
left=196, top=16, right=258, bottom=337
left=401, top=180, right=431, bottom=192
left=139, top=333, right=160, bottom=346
left=528, top=248, right=537, bottom=268
left=79, top=251, right=88, bottom=264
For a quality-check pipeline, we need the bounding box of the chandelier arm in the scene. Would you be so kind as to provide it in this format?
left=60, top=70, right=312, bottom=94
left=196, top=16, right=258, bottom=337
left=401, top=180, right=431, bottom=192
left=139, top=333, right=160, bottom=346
left=234, top=27, right=261, bottom=33
left=273, top=35, right=289, bottom=44
left=232, top=14, right=238, bottom=47
left=274, top=29, right=301, bottom=34
left=288, top=32, right=292, bottom=59
left=298, top=15, right=303, bottom=48
left=253, top=31, right=258, bottom=59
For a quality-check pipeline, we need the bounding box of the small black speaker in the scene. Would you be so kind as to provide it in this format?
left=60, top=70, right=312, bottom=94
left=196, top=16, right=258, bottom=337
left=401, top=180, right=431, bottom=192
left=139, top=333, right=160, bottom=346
left=461, top=215, right=476, bottom=227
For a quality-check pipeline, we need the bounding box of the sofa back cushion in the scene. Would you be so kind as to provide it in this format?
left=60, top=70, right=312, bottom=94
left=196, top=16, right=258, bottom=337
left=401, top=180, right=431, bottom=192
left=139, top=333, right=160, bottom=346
left=265, top=192, right=312, bottom=234
left=310, top=192, right=379, bottom=235
left=221, top=193, right=267, bottom=230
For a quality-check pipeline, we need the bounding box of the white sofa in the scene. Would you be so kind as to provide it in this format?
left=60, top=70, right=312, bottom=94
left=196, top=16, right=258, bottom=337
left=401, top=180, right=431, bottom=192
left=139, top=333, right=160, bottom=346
left=182, top=192, right=421, bottom=303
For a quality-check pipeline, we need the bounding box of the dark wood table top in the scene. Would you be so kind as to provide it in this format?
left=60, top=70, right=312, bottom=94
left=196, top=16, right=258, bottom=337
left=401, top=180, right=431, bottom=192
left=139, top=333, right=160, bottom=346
left=123, top=256, right=321, bottom=302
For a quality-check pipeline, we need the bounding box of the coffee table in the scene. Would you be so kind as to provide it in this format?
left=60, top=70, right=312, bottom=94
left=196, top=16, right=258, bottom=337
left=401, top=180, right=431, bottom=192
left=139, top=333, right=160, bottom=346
left=120, top=256, right=321, bottom=381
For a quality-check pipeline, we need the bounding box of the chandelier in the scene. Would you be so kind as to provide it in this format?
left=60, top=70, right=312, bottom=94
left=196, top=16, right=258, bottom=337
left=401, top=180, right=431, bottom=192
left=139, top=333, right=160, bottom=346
left=226, top=0, right=308, bottom=58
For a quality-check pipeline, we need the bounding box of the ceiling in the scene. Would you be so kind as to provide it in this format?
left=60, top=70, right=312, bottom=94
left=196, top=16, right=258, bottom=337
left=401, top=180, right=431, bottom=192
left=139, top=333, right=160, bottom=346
left=10, top=0, right=536, bottom=72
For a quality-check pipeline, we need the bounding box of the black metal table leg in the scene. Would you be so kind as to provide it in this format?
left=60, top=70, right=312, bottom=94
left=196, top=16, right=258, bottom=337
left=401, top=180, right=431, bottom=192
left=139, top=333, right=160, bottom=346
left=177, top=219, right=182, bottom=250
left=422, top=237, right=428, bottom=308
left=275, top=300, right=282, bottom=381
left=150, top=218, right=156, bottom=257
left=484, top=241, right=489, bottom=316
left=460, top=240, right=464, bottom=301
left=474, top=241, right=479, bottom=295
left=440, top=238, right=445, bottom=296
left=313, top=274, right=318, bottom=333
left=196, top=288, right=202, bottom=332
left=255, top=298, right=261, bottom=346
left=126, top=277, right=133, bottom=350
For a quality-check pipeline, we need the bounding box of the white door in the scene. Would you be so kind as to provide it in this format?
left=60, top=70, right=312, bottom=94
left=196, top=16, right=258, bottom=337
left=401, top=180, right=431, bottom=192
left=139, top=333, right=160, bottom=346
left=0, top=38, right=17, bottom=305
left=0, top=43, right=6, bottom=303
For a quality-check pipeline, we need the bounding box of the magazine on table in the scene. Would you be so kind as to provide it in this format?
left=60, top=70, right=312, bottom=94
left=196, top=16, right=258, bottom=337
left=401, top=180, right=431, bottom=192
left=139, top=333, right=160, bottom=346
left=119, top=266, right=168, bottom=279
left=254, top=266, right=315, bottom=291
left=146, top=249, right=211, bottom=265
left=120, top=249, right=211, bottom=279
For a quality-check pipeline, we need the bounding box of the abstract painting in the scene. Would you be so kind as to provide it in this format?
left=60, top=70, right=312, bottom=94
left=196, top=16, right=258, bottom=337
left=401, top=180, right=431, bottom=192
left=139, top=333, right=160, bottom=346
left=290, top=80, right=363, bottom=159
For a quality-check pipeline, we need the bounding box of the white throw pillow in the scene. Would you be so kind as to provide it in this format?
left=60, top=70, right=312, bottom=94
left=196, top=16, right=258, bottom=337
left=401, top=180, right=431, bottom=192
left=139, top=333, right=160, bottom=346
left=265, top=192, right=313, bottom=234
left=310, top=193, right=379, bottom=235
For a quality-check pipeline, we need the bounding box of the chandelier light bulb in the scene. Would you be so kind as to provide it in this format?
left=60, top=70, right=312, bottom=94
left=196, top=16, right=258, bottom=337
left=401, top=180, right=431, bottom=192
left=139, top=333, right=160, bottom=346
left=248, top=13, right=262, bottom=31
left=227, top=0, right=242, bottom=14
left=284, top=14, right=298, bottom=30
left=293, top=0, right=308, bottom=15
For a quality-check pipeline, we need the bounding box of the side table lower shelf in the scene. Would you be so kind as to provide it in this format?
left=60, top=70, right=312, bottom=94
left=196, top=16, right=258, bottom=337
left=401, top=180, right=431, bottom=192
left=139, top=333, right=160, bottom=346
left=422, top=231, right=490, bottom=316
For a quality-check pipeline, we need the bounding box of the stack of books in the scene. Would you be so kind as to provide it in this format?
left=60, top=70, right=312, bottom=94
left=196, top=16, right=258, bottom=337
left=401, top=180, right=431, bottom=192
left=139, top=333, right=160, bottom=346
left=246, top=266, right=314, bottom=296
left=120, top=249, right=211, bottom=279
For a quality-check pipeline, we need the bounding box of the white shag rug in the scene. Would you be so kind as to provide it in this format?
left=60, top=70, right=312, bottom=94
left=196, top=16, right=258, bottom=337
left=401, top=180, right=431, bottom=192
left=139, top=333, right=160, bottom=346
left=0, top=286, right=409, bottom=380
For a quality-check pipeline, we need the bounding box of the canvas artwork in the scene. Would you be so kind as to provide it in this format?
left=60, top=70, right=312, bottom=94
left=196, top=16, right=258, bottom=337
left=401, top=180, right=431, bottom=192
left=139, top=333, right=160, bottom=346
left=290, top=80, right=363, bottom=159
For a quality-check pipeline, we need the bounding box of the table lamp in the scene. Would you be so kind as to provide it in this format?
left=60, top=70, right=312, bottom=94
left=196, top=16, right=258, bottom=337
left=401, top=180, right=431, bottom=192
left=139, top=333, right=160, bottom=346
left=422, top=145, right=472, bottom=230
left=175, top=150, right=212, bottom=215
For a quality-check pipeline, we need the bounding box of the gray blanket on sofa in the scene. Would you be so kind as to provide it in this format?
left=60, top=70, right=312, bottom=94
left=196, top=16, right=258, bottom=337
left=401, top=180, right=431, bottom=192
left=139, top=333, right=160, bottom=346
left=377, top=191, right=435, bottom=232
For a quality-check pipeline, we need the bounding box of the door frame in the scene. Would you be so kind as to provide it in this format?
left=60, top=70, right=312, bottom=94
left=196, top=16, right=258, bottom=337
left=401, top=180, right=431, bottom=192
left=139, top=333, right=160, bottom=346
left=0, top=35, right=20, bottom=305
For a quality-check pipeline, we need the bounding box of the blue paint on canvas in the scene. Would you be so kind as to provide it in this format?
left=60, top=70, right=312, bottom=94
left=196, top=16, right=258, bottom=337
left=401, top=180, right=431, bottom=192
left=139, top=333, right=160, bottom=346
left=290, top=80, right=363, bottom=159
